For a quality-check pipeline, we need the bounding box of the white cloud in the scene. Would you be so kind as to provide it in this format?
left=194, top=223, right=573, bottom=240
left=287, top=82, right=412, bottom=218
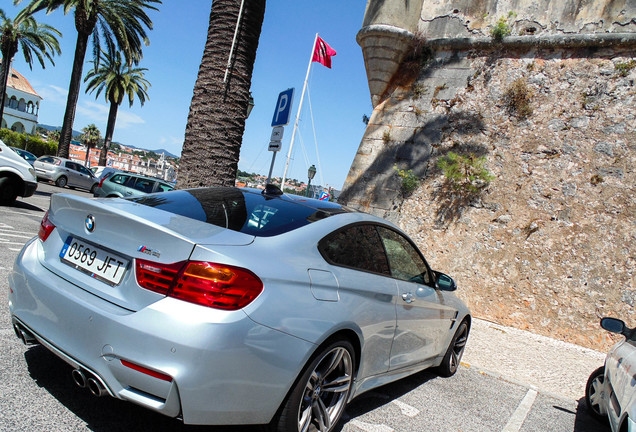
left=75, top=101, right=145, bottom=129
left=38, top=84, right=68, bottom=106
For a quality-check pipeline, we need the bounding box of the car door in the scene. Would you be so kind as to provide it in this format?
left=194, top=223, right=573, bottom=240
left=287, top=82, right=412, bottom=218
left=75, top=164, right=96, bottom=190
left=63, top=161, right=82, bottom=187
left=376, top=226, right=458, bottom=370
left=318, top=223, right=398, bottom=379
left=605, top=338, right=636, bottom=430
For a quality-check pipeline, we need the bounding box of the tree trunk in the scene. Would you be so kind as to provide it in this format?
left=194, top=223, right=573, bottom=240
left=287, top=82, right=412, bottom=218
left=57, top=32, right=90, bottom=158
left=0, top=44, right=18, bottom=126
left=99, top=101, right=118, bottom=166
left=84, top=142, right=92, bottom=166
left=177, top=0, right=266, bottom=189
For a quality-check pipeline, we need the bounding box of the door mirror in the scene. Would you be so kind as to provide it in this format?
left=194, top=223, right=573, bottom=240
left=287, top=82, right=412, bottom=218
left=601, top=317, right=627, bottom=335
left=435, top=271, right=456, bottom=291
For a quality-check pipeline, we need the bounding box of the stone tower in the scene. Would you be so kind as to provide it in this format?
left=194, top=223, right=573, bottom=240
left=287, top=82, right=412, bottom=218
left=341, top=0, right=636, bottom=348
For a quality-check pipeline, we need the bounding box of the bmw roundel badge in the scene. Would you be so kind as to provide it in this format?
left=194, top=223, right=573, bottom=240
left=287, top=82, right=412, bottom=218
left=85, top=215, right=95, bottom=232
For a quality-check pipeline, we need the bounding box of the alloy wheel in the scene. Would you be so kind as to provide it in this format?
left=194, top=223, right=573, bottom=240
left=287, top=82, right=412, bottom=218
left=297, top=346, right=353, bottom=432
left=449, top=323, right=468, bottom=374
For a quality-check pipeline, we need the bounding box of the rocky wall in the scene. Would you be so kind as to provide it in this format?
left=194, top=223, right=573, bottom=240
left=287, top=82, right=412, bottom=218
left=342, top=37, right=635, bottom=349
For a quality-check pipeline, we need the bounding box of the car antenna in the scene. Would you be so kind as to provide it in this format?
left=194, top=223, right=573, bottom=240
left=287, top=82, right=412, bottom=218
left=262, top=184, right=283, bottom=196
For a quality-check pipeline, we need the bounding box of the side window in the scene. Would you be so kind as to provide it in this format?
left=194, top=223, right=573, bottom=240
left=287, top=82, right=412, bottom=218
left=65, top=162, right=78, bottom=171
left=377, top=226, right=431, bottom=285
left=77, top=165, right=91, bottom=176
left=156, top=182, right=174, bottom=192
left=110, top=174, right=130, bottom=185
left=132, top=178, right=155, bottom=193
left=319, top=224, right=390, bottom=276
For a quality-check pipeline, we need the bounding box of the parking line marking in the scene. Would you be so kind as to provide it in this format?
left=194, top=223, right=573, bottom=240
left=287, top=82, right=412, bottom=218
left=0, top=232, right=35, bottom=239
left=0, top=240, right=27, bottom=246
left=391, top=399, right=419, bottom=417
left=502, top=389, right=537, bottom=432
left=349, top=420, right=394, bottom=432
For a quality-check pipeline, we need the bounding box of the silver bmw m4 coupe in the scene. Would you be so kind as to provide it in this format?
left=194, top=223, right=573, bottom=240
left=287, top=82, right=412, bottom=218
left=9, top=186, right=470, bottom=432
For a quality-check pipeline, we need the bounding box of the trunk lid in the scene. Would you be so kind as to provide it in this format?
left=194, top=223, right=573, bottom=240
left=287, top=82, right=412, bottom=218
left=40, top=194, right=254, bottom=311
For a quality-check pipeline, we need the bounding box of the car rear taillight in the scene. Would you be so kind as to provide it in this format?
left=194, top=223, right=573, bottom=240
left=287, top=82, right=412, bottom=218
left=135, top=259, right=263, bottom=310
left=98, top=177, right=106, bottom=188
left=38, top=211, right=56, bottom=242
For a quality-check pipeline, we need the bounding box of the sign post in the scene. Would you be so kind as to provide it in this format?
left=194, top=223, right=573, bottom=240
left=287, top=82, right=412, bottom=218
left=267, top=89, right=294, bottom=185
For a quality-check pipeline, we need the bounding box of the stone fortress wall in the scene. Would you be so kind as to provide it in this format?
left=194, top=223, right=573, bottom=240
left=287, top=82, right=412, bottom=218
left=340, top=0, right=636, bottom=349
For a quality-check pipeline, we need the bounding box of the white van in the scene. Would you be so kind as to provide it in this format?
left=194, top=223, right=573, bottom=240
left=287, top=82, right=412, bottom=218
left=0, top=139, right=38, bottom=205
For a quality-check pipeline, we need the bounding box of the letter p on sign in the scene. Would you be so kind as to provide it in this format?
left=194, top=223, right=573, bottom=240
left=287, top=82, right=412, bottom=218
left=271, top=88, right=295, bottom=127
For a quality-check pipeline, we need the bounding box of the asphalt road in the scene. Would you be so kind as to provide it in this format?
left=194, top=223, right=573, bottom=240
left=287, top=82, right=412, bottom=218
left=0, top=182, right=610, bottom=432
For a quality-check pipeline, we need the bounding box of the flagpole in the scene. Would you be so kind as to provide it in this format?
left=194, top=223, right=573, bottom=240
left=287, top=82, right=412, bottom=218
left=281, top=32, right=318, bottom=191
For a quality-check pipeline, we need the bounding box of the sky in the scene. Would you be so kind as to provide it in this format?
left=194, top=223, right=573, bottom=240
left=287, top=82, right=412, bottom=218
left=6, top=1, right=372, bottom=190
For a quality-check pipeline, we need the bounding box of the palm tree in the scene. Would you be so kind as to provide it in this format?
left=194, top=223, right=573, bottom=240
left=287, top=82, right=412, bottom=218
left=177, top=0, right=266, bottom=189
left=16, top=0, right=160, bottom=158
left=80, top=123, right=100, bottom=166
left=84, top=50, right=150, bottom=166
left=0, top=7, right=61, bottom=125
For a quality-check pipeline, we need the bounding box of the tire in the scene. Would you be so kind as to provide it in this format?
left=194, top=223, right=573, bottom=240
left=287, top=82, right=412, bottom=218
left=437, top=320, right=469, bottom=377
left=90, top=183, right=98, bottom=194
left=0, top=176, right=19, bottom=206
left=55, top=176, right=67, bottom=188
left=585, top=366, right=607, bottom=421
left=271, top=339, right=355, bottom=432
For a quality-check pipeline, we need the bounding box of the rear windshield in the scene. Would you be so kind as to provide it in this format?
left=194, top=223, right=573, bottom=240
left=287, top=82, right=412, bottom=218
left=130, top=188, right=349, bottom=237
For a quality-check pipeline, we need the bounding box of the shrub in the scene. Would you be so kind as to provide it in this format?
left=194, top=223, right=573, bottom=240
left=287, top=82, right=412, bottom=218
left=491, top=12, right=516, bottom=41
left=394, top=165, right=419, bottom=195
left=438, top=152, right=494, bottom=192
left=0, top=128, right=57, bottom=156
left=615, top=60, right=636, bottom=77
left=503, top=78, right=533, bottom=118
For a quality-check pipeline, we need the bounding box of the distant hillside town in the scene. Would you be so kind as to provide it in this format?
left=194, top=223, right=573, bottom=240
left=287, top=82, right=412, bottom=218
left=66, top=140, right=178, bottom=182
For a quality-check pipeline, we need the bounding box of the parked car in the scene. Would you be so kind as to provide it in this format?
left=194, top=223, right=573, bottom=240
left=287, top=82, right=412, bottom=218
left=93, top=172, right=174, bottom=197
left=0, top=139, right=37, bottom=205
left=34, top=156, right=99, bottom=193
left=10, top=147, right=37, bottom=166
left=90, top=166, right=120, bottom=180
left=9, top=185, right=471, bottom=431
left=586, top=317, right=636, bottom=432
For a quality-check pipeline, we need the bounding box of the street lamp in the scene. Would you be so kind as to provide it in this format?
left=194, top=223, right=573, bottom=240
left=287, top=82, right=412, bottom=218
left=246, top=92, right=255, bottom=119
left=306, top=164, right=316, bottom=197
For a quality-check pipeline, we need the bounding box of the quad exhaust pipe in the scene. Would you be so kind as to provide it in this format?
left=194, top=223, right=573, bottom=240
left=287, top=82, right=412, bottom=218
left=13, top=323, right=37, bottom=345
left=87, top=377, right=107, bottom=397
left=71, top=369, right=87, bottom=388
left=71, top=368, right=107, bottom=397
left=12, top=321, right=107, bottom=397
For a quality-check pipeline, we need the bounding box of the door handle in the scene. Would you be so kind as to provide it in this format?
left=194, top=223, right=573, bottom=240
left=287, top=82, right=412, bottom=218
left=402, top=293, right=414, bottom=304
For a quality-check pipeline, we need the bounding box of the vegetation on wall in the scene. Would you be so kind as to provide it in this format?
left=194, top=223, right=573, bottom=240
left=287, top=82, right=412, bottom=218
left=503, top=78, right=533, bottom=118
left=490, top=12, right=516, bottom=41
left=437, top=151, right=494, bottom=193
left=386, top=33, right=434, bottom=96
left=394, top=165, right=420, bottom=195
left=615, top=60, right=635, bottom=77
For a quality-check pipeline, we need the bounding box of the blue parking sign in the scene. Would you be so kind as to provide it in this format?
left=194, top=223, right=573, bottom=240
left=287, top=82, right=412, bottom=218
left=271, top=88, right=295, bottom=127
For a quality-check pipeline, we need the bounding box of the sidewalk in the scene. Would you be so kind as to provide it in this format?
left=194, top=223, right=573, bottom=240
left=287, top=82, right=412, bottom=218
left=461, top=318, right=606, bottom=401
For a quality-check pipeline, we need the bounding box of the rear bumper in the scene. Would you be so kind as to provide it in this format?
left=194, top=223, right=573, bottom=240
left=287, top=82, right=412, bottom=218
left=9, top=238, right=314, bottom=425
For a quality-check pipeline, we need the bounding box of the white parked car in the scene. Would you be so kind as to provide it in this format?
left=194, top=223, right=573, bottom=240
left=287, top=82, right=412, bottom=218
left=0, top=139, right=37, bottom=205
left=586, top=317, right=636, bottom=432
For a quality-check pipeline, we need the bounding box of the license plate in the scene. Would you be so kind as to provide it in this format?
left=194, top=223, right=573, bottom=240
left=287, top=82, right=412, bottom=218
left=60, top=236, right=129, bottom=286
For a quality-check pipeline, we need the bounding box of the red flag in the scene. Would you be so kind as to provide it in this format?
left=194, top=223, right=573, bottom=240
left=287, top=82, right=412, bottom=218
left=312, top=36, right=337, bottom=68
